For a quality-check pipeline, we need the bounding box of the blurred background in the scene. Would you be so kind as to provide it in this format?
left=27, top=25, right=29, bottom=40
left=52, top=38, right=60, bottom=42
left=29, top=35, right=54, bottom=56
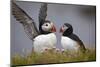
left=11, top=1, right=96, bottom=56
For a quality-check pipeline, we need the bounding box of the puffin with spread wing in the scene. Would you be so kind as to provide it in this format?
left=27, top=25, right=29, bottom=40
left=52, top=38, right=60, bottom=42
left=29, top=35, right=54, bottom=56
left=12, top=2, right=57, bottom=53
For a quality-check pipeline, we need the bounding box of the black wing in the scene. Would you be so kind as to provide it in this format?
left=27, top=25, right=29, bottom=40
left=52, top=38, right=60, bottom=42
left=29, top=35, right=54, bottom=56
left=12, top=1, right=39, bottom=40
left=69, top=34, right=86, bottom=52
left=39, top=3, right=47, bottom=25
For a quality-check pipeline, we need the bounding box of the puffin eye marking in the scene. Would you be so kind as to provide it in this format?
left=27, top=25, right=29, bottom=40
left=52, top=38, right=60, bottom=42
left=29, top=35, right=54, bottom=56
left=63, top=25, right=68, bottom=30
left=45, top=24, right=48, bottom=26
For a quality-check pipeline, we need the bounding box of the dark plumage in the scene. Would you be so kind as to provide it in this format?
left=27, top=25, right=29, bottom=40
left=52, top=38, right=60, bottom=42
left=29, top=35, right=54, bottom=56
left=60, top=23, right=86, bottom=53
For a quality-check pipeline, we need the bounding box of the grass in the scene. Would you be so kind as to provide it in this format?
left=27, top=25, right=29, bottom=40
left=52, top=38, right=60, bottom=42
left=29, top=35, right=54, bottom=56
left=11, top=48, right=96, bottom=66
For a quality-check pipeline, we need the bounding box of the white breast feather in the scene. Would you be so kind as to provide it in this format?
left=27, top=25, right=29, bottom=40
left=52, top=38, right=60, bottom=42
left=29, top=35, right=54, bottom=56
left=61, top=36, right=79, bottom=52
left=33, top=33, right=57, bottom=53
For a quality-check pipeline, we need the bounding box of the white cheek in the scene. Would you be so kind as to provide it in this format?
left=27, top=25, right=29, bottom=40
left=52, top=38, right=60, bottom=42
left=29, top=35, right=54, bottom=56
left=63, top=26, right=68, bottom=30
left=42, top=25, right=51, bottom=31
left=42, top=26, right=49, bottom=31
left=50, top=22, right=53, bottom=27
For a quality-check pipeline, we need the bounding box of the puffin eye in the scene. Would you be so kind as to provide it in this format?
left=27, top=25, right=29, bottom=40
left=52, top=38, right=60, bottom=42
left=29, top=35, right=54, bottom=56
left=45, top=24, right=48, bottom=26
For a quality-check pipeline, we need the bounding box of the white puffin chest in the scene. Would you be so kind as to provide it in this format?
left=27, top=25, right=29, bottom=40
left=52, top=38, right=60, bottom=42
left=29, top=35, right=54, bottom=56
left=61, top=36, right=79, bottom=51
left=33, top=33, right=57, bottom=53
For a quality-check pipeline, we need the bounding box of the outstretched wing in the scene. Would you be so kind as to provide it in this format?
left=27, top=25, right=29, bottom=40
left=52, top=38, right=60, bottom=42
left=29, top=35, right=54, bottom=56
left=39, top=3, right=47, bottom=25
left=12, top=1, right=39, bottom=40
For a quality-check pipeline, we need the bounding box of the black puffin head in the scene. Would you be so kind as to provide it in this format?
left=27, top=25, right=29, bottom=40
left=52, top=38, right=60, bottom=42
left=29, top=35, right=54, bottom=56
left=39, top=20, right=56, bottom=34
left=60, top=23, right=73, bottom=36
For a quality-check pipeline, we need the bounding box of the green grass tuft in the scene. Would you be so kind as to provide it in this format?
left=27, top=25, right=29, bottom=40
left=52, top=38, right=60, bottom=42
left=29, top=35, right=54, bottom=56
left=11, top=49, right=96, bottom=66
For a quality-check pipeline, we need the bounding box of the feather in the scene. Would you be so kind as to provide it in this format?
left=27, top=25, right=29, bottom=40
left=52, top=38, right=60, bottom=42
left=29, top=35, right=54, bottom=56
left=12, top=1, right=39, bottom=40
left=39, top=3, right=47, bottom=25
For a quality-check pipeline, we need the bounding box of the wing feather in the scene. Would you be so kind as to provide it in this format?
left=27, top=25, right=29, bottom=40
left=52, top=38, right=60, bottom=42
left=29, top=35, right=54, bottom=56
left=39, top=3, right=47, bottom=24
left=12, top=1, right=39, bottom=40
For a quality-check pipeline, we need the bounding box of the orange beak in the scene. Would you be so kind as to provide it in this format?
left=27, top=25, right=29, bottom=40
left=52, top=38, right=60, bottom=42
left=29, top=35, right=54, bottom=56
left=51, top=25, right=56, bottom=32
left=60, top=27, right=64, bottom=33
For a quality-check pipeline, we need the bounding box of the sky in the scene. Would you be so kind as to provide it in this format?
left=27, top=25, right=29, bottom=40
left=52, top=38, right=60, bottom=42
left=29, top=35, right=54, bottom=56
left=11, top=1, right=96, bottom=56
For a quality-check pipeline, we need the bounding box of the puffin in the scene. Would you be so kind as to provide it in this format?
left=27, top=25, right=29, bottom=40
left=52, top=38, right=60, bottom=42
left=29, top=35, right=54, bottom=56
left=60, top=23, right=86, bottom=53
left=12, top=1, right=57, bottom=53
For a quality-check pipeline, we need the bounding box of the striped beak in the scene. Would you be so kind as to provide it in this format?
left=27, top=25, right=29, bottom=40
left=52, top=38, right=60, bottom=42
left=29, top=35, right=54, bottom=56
left=51, top=25, right=56, bottom=32
left=60, top=27, right=64, bottom=33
